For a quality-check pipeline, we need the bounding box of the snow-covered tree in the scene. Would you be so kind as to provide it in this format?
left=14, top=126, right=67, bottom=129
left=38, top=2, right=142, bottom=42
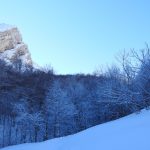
left=45, top=80, right=76, bottom=138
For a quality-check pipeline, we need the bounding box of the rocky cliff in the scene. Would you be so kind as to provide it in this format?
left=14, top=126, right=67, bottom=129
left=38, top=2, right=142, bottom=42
left=0, top=24, right=32, bottom=68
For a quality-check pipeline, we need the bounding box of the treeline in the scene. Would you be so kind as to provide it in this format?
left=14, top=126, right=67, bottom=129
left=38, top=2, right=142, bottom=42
left=0, top=48, right=150, bottom=148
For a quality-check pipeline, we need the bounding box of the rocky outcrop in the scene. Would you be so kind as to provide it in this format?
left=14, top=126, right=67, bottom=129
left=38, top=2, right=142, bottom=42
left=0, top=24, right=32, bottom=68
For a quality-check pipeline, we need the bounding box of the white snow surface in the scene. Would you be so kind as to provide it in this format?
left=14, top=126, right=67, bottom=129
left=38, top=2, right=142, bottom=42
left=0, top=24, right=16, bottom=32
left=0, top=44, right=27, bottom=64
left=2, top=109, right=150, bottom=150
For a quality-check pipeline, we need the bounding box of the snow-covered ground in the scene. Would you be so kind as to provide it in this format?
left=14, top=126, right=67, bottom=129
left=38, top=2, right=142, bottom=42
left=2, top=109, right=150, bottom=150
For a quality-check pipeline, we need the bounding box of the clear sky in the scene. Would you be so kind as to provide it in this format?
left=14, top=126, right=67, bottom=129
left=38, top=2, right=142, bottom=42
left=0, top=0, right=150, bottom=74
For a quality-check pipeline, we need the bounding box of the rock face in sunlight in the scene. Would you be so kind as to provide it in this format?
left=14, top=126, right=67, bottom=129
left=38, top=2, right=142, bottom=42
left=0, top=23, right=32, bottom=67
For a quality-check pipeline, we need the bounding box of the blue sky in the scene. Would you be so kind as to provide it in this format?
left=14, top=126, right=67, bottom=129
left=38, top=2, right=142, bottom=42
left=0, top=0, right=150, bottom=74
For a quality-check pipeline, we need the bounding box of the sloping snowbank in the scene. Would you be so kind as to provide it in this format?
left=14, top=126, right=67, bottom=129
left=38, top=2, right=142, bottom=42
left=2, top=109, right=150, bottom=150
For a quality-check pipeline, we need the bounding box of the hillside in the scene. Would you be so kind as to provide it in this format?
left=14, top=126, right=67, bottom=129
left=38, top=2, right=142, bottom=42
left=0, top=24, right=150, bottom=150
left=2, top=109, right=150, bottom=150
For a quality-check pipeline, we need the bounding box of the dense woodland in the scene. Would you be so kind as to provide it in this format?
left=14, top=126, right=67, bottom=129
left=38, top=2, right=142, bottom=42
left=0, top=48, right=150, bottom=148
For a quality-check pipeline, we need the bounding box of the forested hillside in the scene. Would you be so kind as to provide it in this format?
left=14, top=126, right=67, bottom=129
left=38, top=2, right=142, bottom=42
left=2, top=109, right=150, bottom=150
left=0, top=48, right=150, bottom=148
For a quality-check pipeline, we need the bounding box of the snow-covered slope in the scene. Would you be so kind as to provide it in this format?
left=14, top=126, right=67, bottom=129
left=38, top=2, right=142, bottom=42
left=2, top=109, right=150, bottom=150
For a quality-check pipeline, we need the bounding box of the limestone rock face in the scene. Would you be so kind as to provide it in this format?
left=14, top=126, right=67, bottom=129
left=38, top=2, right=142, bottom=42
left=0, top=24, right=32, bottom=68
left=0, top=26, right=22, bottom=52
